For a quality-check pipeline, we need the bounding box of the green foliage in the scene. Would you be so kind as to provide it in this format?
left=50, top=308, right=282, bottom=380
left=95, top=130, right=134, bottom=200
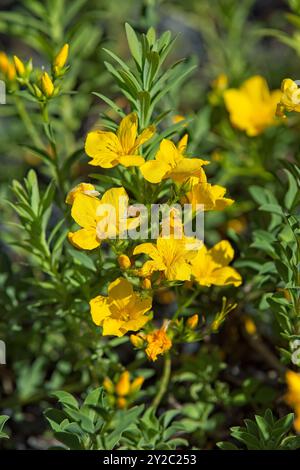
left=218, top=409, right=300, bottom=450
left=0, top=416, right=10, bottom=440
left=46, top=388, right=186, bottom=450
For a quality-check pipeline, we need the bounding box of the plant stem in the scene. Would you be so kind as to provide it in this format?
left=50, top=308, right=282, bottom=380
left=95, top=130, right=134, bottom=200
left=152, top=353, right=171, bottom=409
left=14, top=96, right=43, bottom=148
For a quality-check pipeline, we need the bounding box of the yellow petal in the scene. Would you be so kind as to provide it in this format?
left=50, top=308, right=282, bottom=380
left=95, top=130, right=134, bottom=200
left=118, top=155, right=145, bottom=167
left=169, top=157, right=209, bottom=183
left=85, top=130, right=122, bottom=168
left=209, top=240, right=234, bottom=266
left=177, top=134, right=188, bottom=154
left=108, top=277, right=134, bottom=300
left=210, top=266, right=242, bottom=286
left=71, top=193, right=100, bottom=228
left=102, top=318, right=124, bottom=336
left=117, top=112, right=138, bottom=154
left=68, top=228, right=100, bottom=250
left=90, top=295, right=111, bottom=325
left=135, top=125, right=156, bottom=147
left=140, top=160, right=170, bottom=183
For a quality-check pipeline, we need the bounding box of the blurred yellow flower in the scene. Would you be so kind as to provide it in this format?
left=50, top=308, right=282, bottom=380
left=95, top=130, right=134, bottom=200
left=209, top=73, right=228, bottom=105
left=40, top=72, right=54, bottom=97
left=285, top=370, right=300, bottom=432
left=0, top=52, right=16, bottom=81
left=133, top=236, right=197, bottom=281
left=140, top=135, right=208, bottom=184
left=68, top=187, right=138, bottom=250
left=224, top=75, right=281, bottom=136
left=146, top=324, right=172, bottom=361
left=90, top=277, right=152, bottom=336
left=244, top=316, right=257, bottom=335
left=212, top=73, right=228, bottom=91
left=85, top=112, right=155, bottom=168
left=183, top=176, right=234, bottom=212
left=277, top=78, right=300, bottom=116
left=191, top=240, right=242, bottom=287
left=65, top=183, right=99, bottom=205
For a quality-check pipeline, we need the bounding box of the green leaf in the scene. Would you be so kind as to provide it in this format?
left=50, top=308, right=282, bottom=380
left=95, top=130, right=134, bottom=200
left=52, top=391, right=79, bottom=409
left=125, top=23, right=142, bottom=68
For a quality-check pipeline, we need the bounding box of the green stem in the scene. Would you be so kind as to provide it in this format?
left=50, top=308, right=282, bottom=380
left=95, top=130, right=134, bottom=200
left=14, top=96, right=43, bottom=148
left=152, top=353, right=171, bottom=409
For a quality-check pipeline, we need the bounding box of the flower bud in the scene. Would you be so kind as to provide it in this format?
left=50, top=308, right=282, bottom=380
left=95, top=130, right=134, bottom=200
left=244, top=317, right=256, bottom=336
left=13, top=55, right=26, bottom=77
left=0, top=52, right=9, bottom=75
left=118, top=254, right=131, bottom=269
left=130, top=376, right=144, bottom=394
left=186, top=314, right=198, bottom=330
left=65, top=183, right=99, bottom=205
left=32, top=84, right=43, bottom=99
left=103, top=377, right=114, bottom=394
left=115, top=371, right=130, bottom=397
left=117, top=397, right=127, bottom=409
left=40, top=72, right=54, bottom=97
left=141, top=278, right=151, bottom=289
left=130, top=334, right=144, bottom=349
left=54, top=43, right=69, bottom=70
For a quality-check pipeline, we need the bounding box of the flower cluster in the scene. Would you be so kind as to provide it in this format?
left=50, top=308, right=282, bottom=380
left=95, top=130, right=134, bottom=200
left=66, top=108, right=242, bottom=362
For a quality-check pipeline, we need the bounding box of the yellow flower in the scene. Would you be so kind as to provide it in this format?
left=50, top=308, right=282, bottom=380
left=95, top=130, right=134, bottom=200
left=285, top=370, right=300, bottom=432
left=278, top=78, right=300, bottom=116
left=89, top=277, right=152, bottom=336
left=68, top=187, right=138, bottom=250
left=183, top=176, right=234, bottom=212
left=40, top=72, right=54, bottom=97
left=65, top=183, right=99, bottom=205
left=140, top=135, right=208, bottom=184
left=53, top=43, right=69, bottom=71
left=13, top=55, right=25, bottom=77
left=191, top=240, right=242, bottom=287
left=115, top=371, right=130, bottom=396
left=85, top=112, right=155, bottom=168
left=133, top=236, right=197, bottom=281
left=118, top=254, right=131, bottom=269
left=224, top=75, right=281, bottom=136
left=186, top=314, right=198, bottom=330
left=145, top=324, right=172, bottom=361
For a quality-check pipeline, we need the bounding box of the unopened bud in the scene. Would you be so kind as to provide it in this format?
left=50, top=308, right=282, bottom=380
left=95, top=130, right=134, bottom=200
left=130, top=376, right=144, bottom=394
left=118, top=254, right=131, bottom=269
left=187, top=314, right=198, bottom=330
left=13, top=55, right=25, bottom=76
left=115, top=371, right=130, bottom=397
left=54, top=44, right=69, bottom=70
left=40, top=72, right=54, bottom=97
